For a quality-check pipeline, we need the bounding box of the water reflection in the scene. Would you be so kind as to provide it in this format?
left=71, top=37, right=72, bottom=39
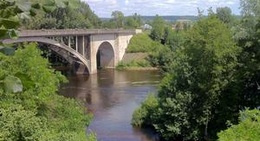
left=60, top=69, right=162, bottom=141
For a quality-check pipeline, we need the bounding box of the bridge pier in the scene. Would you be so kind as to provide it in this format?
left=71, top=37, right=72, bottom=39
left=72, top=62, right=89, bottom=75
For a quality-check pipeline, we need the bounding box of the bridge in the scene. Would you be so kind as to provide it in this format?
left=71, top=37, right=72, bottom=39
left=2, top=29, right=141, bottom=74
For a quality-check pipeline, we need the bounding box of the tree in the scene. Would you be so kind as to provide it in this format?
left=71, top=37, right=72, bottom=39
left=125, top=13, right=142, bottom=29
left=133, top=15, right=240, bottom=140
left=216, top=7, right=233, bottom=24
left=21, top=1, right=100, bottom=29
left=111, top=10, right=124, bottom=28
left=233, top=0, right=260, bottom=109
left=150, top=15, right=166, bottom=42
left=234, top=0, right=260, bottom=39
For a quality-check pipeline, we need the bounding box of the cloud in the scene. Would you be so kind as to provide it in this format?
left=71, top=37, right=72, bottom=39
left=82, top=0, right=240, bottom=17
left=125, top=0, right=129, bottom=5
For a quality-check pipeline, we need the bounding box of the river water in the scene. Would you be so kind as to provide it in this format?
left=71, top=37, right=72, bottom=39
left=60, top=69, right=162, bottom=141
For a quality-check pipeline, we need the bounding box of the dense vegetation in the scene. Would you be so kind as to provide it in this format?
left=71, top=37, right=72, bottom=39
left=126, top=33, right=164, bottom=53
left=20, top=1, right=101, bottom=29
left=218, top=109, right=260, bottom=141
left=0, top=0, right=96, bottom=140
left=132, top=0, right=260, bottom=140
left=0, top=44, right=96, bottom=141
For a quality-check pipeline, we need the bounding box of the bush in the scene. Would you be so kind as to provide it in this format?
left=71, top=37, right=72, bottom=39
left=0, top=105, right=47, bottom=141
left=132, top=94, right=158, bottom=127
left=147, top=46, right=174, bottom=72
left=218, top=109, right=260, bottom=141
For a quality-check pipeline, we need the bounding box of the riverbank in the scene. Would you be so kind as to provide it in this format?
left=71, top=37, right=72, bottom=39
left=117, top=66, right=158, bottom=71
left=117, top=53, right=156, bottom=70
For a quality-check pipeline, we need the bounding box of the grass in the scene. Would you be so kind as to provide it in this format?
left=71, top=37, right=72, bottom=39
left=116, top=59, right=152, bottom=70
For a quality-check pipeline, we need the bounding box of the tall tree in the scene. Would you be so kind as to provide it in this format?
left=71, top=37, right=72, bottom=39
left=111, top=10, right=124, bottom=28
left=133, top=15, right=240, bottom=140
left=236, top=0, right=260, bottom=39
left=150, top=15, right=166, bottom=41
left=233, top=0, right=260, bottom=109
left=125, top=13, right=142, bottom=29
left=216, top=7, right=233, bottom=24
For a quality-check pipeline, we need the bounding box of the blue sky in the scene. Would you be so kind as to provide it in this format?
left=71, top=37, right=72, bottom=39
left=82, top=0, right=240, bottom=18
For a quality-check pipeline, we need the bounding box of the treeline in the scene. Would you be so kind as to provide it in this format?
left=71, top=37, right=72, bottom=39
left=132, top=1, right=260, bottom=141
left=21, top=5, right=143, bottom=29
left=20, top=1, right=101, bottom=29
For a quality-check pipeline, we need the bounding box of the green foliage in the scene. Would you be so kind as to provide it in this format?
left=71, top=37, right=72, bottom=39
left=102, top=12, right=142, bottom=29
left=132, top=94, right=158, bottom=127
left=148, top=29, right=185, bottom=72
left=111, top=10, right=124, bottom=28
left=0, top=105, right=47, bottom=141
left=0, top=0, right=80, bottom=39
left=127, top=33, right=164, bottom=53
left=3, top=75, right=23, bottom=93
left=153, top=87, right=195, bottom=140
left=21, top=1, right=100, bottom=29
left=216, top=7, right=233, bottom=24
left=0, top=2, right=96, bottom=140
left=234, top=0, right=260, bottom=39
left=218, top=109, right=260, bottom=141
left=164, top=28, right=185, bottom=49
left=147, top=46, right=174, bottom=72
left=150, top=15, right=166, bottom=41
left=0, top=44, right=95, bottom=141
left=131, top=2, right=260, bottom=141
left=116, top=59, right=151, bottom=70
left=125, top=13, right=142, bottom=29
left=234, top=7, right=260, bottom=109
left=133, top=15, right=241, bottom=140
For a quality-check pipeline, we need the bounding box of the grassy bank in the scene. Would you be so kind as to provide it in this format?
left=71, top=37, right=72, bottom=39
left=116, top=59, right=156, bottom=70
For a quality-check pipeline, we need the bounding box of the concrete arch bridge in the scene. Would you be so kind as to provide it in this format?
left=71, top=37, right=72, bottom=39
left=2, top=29, right=141, bottom=74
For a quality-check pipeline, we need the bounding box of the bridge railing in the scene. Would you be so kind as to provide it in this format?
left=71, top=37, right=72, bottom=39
left=18, top=29, right=140, bottom=37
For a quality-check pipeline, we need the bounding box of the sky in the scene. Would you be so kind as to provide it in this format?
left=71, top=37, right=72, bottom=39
left=82, top=0, right=241, bottom=18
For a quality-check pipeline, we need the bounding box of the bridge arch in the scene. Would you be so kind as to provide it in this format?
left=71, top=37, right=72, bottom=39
left=2, top=37, right=90, bottom=73
left=96, top=41, right=115, bottom=69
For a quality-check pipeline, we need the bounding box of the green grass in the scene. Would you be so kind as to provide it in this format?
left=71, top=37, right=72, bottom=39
left=116, top=59, right=151, bottom=70
left=126, top=33, right=164, bottom=53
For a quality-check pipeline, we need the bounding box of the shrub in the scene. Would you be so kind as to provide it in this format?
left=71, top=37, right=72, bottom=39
left=218, top=109, right=260, bottom=141
left=0, top=105, right=47, bottom=141
left=132, top=94, right=158, bottom=127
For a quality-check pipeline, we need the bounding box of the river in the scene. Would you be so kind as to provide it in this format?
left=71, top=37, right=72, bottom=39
left=60, top=69, right=162, bottom=141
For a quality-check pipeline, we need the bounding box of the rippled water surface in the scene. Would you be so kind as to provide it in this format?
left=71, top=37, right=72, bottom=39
left=60, top=69, right=162, bottom=141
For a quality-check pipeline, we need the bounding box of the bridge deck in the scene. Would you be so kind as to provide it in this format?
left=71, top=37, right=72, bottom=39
left=18, top=29, right=140, bottom=37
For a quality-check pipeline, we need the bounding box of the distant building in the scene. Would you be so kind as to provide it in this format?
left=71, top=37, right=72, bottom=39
left=141, top=24, right=152, bottom=30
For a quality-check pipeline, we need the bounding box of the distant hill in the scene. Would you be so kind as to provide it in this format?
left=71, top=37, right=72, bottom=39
left=100, top=15, right=198, bottom=22
left=141, top=15, right=198, bottom=22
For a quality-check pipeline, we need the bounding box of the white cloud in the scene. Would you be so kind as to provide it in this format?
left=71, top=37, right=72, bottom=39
left=82, top=0, right=240, bottom=17
left=125, top=0, right=129, bottom=5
